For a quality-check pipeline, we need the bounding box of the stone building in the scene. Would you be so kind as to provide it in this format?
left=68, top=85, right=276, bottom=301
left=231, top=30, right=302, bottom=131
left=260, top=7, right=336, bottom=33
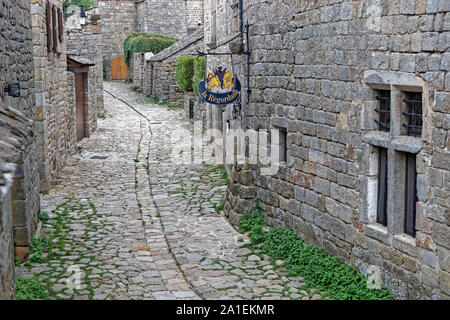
left=66, top=6, right=104, bottom=135
left=32, top=0, right=78, bottom=192
left=142, top=29, right=204, bottom=102
left=98, top=0, right=204, bottom=80
left=203, top=0, right=449, bottom=299
left=0, top=0, right=39, bottom=297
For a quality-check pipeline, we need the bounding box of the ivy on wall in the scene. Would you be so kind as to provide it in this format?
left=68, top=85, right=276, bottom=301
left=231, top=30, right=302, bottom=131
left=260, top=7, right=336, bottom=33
left=124, top=32, right=178, bottom=67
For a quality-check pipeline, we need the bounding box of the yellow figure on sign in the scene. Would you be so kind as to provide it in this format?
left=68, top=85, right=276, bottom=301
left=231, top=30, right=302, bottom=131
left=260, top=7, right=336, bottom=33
left=207, top=71, right=234, bottom=91
left=222, top=71, right=234, bottom=91
left=207, top=73, right=221, bottom=90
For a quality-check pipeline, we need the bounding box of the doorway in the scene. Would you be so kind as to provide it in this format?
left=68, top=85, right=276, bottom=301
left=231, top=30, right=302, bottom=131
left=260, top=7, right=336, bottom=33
left=75, top=72, right=87, bottom=141
left=111, top=56, right=128, bottom=80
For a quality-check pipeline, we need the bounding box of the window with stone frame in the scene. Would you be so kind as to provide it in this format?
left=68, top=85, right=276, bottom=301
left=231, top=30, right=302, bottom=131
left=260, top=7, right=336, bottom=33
left=361, top=71, right=426, bottom=239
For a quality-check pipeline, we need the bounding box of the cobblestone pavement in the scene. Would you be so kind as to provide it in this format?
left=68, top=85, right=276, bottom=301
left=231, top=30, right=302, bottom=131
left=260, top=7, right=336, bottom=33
left=16, top=81, right=322, bottom=300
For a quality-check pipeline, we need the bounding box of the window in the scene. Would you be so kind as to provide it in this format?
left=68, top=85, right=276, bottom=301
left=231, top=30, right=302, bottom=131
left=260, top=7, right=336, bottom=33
left=376, top=148, right=388, bottom=226
left=52, top=5, right=58, bottom=52
left=46, top=2, right=52, bottom=53
left=279, top=128, right=287, bottom=163
left=403, top=92, right=422, bottom=137
left=375, top=90, right=390, bottom=132
left=58, top=8, right=64, bottom=43
left=404, top=153, right=417, bottom=237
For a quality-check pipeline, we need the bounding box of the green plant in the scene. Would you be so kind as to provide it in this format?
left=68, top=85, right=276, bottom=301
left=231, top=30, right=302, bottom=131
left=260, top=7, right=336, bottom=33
left=175, top=57, right=195, bottom=92
left=193, top=56, right=205, bottom=96
left=15, top=275, right=49, bottom=300
left=238, top=204, right=393, bottom=300
left=38, top=211, right=49, bottom=222
left=124, top=32, right=177, bottom=67
left=214, top=200, right=224, bottom=213
left=63, top=0, right=93, bottom=12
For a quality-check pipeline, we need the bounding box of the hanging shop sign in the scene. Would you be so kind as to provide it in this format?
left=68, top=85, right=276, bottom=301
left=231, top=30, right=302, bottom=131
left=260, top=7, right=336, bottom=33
left=198, top=66, right=241, bottom=105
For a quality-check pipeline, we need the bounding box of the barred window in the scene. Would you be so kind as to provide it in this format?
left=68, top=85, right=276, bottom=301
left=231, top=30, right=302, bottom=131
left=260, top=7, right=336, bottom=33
left=403, top=92, right=422, bottom=137
left=375, top=90, right=390, bottom=132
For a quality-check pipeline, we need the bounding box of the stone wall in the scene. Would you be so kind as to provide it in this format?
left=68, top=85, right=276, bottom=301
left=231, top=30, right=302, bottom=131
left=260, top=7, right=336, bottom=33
left=66, top=7, right=105, bottom=123
left=206, top=0, right=450, bottom=299
left=136, top=0, right=204, bottom=37
left=32, top=0, right=75, bottom=193
left=98, top=0, right=136, bottom=80
left=1, top=0, right=41, bottom=266
left=146, top=29, right=204, bottom=102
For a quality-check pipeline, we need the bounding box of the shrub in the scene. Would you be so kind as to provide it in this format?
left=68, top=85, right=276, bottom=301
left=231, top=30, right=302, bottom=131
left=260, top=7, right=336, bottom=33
left=193, top=56, right=205, bottom=96
left=124, top=32, right=178, bottom=67
left=175, top=57, right=195, bottom=92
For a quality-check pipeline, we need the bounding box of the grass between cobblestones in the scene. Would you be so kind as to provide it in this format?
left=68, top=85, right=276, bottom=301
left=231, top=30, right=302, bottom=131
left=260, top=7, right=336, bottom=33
left=15, top=200, right=107, bottom=300
left=238, top=202, right=394, bottom=300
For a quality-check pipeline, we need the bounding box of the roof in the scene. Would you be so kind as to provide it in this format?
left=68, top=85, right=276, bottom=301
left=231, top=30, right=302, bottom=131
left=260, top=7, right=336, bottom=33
left=67, top=55, right=96, bottom=67
left=149, top=29, right=204, bottom=62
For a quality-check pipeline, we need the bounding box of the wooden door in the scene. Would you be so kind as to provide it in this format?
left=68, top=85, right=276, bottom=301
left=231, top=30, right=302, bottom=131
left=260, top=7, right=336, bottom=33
left=75, top=72, right=87, bottom=142
left=111, top=56, right=128, bottom=80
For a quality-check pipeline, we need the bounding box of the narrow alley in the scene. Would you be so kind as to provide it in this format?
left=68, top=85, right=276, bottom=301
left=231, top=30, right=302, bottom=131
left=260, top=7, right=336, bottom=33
left=15, top=82, right=319, bottom=300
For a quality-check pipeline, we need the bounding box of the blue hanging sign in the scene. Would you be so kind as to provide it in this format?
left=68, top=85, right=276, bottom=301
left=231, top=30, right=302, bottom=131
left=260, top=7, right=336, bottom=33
left=198, top=67, right=241, bottom=105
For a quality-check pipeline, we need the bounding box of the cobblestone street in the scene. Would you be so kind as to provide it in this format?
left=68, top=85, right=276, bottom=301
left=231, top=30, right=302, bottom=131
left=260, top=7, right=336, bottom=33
left=16, top=82, right=320, bottom=300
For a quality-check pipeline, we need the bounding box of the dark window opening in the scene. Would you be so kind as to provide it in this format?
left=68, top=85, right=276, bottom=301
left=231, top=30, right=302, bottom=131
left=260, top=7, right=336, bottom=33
left=58, top=8, right=64, bottom=43
left=375, top=90, right=390, bottom=132
left=279, top=128, right=287, bottom=163
left=46, top=2, right=52, bottom=53
left=52, top=5, right=58, bottom=52
left=404, top=153, right=417, bottom=237
left=377, top=148, right=388, bottom=226
left=403, top=92, right=422, bottom=137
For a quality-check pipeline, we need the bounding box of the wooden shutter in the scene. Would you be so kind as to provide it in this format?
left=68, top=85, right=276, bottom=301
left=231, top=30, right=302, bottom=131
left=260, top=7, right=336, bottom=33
left=58, top=8, right=64, bottom=42
left=52, top=5, right=57, bottom=52
left=46, top=2, right=52, bottom=52
left=404, top=153, right=417, bottom=237
left=376, top=148, right=388, bottom=226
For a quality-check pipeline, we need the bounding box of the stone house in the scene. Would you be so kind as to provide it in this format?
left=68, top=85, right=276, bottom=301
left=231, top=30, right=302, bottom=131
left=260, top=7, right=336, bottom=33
left=1, top=0, right=103, bottom=297
left=32, top=0, right=78, bottom=192
left=66, top=7, right=104, bottom=138
left=141, top=29, right=204, bottom=102
left=0, top=0, right=39, bottom=297
left=203, top=0, right=449, bottom=299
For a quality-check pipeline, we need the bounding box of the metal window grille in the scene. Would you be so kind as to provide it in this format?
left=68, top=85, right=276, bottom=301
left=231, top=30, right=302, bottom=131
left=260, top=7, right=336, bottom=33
left=375, top=90, right=390, bottom=132
left=404, top=153, right=417, bottom=237
left=376, top=148, right=388, bottom=226
left=403, top=92, right=422, bottom=137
